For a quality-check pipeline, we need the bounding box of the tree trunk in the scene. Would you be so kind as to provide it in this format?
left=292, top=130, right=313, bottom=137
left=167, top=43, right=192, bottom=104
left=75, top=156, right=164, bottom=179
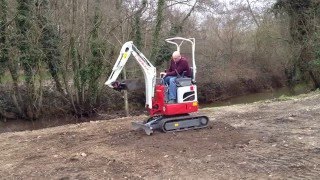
left=133, top=0, right=147, bottom=50
left=123, top=68, right=129, bottom=117
left=150, top=0, right=166, bottom=63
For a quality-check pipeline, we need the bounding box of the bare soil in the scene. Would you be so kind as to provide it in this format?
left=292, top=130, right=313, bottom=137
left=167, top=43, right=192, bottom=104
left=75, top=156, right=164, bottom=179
left=0, top=92, right=320, bottom=179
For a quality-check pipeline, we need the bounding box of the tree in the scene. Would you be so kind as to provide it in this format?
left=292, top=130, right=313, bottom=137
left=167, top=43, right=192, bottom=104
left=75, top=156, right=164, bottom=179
left=274, top=0, right=320, bottom=88
left=15, top=0, right=44, bottom=120
left=84, top=0, right=107, bottom=115
left=152, top=0, right=200, bottom=66
left=37, top=0, right=64, bottom=94
left=0, top=0, right=14, bottom=120
left=150, top=0, right=166, bottom=63
left=0, top=0, right=8, bottom=83
left=133, top=0, right=147, bottom=50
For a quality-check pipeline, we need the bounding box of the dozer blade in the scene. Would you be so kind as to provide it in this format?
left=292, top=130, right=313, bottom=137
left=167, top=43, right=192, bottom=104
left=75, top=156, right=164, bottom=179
left=131, top=122, right=154, bottom=135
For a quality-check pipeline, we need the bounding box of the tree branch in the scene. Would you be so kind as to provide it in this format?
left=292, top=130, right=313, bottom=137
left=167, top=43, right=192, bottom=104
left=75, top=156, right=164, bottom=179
left=246, top=0, right=260, bottom=27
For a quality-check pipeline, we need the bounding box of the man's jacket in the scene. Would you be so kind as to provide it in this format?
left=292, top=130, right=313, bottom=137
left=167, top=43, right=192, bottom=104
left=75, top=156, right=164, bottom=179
left=166, top=57, right=191, bottom=77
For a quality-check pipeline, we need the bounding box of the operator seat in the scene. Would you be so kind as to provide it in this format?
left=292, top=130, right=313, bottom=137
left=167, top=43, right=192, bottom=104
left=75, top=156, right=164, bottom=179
left=175, top=67, right=194, bottom=87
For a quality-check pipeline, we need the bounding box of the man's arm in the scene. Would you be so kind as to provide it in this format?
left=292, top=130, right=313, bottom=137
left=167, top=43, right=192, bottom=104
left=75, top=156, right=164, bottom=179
left=168, top=59, right=173, bottom=73
left=166, top=59, right=189, bottom=76
left=161, top=60, right=174, bottom=77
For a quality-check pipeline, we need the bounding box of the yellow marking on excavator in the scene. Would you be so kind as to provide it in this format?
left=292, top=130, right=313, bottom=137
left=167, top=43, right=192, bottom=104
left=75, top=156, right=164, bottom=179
left=122, top=52, right=128, bottom=59
left=175, top=123, right=179, bottom=127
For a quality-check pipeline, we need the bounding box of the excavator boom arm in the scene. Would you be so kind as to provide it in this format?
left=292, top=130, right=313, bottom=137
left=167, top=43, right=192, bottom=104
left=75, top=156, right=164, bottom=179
left=105, top=41, right=156, bottom=109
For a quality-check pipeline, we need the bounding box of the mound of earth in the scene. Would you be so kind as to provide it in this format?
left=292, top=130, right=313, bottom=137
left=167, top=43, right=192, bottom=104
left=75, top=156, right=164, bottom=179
left=0, top=92, right=320, bottom=179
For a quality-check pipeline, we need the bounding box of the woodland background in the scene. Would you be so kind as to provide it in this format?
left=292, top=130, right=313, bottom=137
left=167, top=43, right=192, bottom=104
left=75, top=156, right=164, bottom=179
left=1, top=0, right=320, bottom=121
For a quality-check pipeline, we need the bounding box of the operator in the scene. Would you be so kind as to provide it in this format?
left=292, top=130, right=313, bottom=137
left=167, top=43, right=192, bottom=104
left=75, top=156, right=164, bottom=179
left=160, top=51, right=191, bottom=103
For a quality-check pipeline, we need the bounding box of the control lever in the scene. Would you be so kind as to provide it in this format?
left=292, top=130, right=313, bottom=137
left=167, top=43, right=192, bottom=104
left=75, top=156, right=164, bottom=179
left=160, top=69, right=167, bottom=78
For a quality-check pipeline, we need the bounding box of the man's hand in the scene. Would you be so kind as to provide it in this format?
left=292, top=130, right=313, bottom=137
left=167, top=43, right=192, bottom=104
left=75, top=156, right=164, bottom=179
left=160, top=72, right=166, bottom=78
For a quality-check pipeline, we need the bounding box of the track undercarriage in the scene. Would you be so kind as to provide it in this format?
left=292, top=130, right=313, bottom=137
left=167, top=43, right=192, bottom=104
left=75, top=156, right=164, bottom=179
left=132, top=114, right=209, bottom=135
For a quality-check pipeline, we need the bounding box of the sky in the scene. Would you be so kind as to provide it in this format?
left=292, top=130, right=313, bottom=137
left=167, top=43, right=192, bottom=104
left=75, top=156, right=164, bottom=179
left=173, top=0, right=277, bottom=20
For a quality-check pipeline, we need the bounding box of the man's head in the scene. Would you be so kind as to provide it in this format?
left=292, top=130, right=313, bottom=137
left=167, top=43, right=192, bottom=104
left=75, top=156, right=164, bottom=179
left=172, top=51, right=181, bottom=62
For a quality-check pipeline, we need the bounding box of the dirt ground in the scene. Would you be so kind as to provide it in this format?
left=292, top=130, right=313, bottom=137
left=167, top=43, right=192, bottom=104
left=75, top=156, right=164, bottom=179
left=0, top=92, right=320, bottom=179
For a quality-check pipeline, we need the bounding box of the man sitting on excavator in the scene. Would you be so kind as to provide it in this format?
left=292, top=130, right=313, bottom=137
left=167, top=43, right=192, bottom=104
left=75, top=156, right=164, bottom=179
left=160, top=51, right=191, bottom=103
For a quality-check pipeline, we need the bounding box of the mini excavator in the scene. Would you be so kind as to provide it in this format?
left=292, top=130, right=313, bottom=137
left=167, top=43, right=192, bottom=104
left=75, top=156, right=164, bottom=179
left=105, top=37, right=209, bottom=135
